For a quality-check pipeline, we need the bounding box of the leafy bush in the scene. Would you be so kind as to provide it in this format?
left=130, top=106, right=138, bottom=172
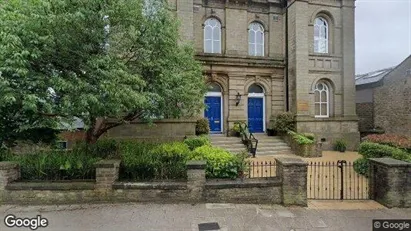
left=288, top=131, right=314, bottom=145
left=303, top=133, right=315, bottom=141
left=364, top=134, right=411, bottom=150
left=184, top=136, right=210, bottom=151
left=354, top=142, right=411, bottom=175
left=190, top=146, right=246, bottom=179
left=334, top=139, right=347, bottom=152
left=195, top=118, right=210, bottom=135
left=358, top=142, right=409, bottom=159
left=353, top=158, right=370, bottom=177
left=273, top=112, right=296, bottom=133
left=74, top=139, right=119, bottom=159
left=2, top=150, right=100, bottom=180
left=119, top=142, right=189, bottom=180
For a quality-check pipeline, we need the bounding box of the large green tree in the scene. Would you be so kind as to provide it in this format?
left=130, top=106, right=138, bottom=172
left=0, top=0, right=206, bottom=144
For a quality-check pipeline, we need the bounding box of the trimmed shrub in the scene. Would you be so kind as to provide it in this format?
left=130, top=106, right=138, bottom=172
left=353, top=158, right=370, bottom=177
left=334, top=139, right=347, bottom=152
left=195, top=118, right=210, bottom=135
left=190, top=146, right=246, bottom=179
left=358, top=142, right=409, bottom=159
left=184, top=136, right=210, bottom=151
left=303, top=133, right=315, bottom=141
left=364, top=134, right=411, bottom=150
left=273, top=112, right=296, bottom=133
left=354, top=142, right=411, bottom=176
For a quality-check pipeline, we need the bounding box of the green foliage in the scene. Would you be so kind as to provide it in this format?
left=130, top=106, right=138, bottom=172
left=232, top=122, right=242, bottom=133
left=2, top=150, right=100, bottom=180
left=73, top=139, right=119, bottom=159
left=119, top=142, right=189, bottom=180
left=195, top=118, right=210, bottom=135
left=334, top=139, right=347, bottom=152
left=184, top=136, right=210, bottom=151
left=303, top=133, right=315, bottom=141
left=288, top=131, right=315, bottom=145
left=190, top=146, right=246, bottom=179
left=0, top=0, right=206, bottom=143
left=355, top=142, right=411, bottom=175
left=273, top=112, right=296, bottom=133
left=353, top=158, right=370, bottom=177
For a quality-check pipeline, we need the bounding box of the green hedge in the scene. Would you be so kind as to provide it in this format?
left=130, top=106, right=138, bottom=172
left=288, top=131, right=315, bottom=145
left=354, top=142, right=411, bottom=176
left=184, top=136, right=210, bottom=151
left=189, top=146, right=247, bottom=179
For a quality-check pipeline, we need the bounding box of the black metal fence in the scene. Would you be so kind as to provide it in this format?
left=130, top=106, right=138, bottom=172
left=307, top=161, right=369, bottom=200
left=246, top=160, right=277, bottom=178
left=20, top=167, right=96, bottom=181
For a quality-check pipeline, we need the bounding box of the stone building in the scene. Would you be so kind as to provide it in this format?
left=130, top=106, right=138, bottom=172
left=356, top=55, right=411, bottom=136
left=166, top=0, right=359, bottom=150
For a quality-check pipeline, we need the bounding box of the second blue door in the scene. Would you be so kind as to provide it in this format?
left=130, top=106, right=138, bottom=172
left=248, top=98, right=263, bottom=133
left=204, top=96, right=222, bottom=132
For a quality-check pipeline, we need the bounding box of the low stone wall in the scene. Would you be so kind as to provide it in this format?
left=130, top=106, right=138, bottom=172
left=205, top=178, right=282, bottom=204
left=0, top=159, right=308, bottom=206
left=282, top=134, right=322, bottom=158
left=369, top=158, right=411, bottom=208
left=106, top=119, right=196, bottom=142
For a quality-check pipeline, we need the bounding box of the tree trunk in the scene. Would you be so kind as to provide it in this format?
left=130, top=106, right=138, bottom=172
left=85, top=128, right=99, bottom=144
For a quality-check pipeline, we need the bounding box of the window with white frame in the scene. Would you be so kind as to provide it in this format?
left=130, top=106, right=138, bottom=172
left=248, top=22, right=264, bottom=56
left=314, top=82, right=329, bottom=117
left=204, top=18, right=221, bottom=54
left=314, top=17, right=328, bottom=53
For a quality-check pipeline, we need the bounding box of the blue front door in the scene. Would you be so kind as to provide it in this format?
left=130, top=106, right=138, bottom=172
left=205, top=96, right=222, bottom=132
left=248, top=97, right=264, bottom=133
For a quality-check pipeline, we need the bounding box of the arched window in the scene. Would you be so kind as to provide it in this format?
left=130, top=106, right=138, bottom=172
left=204, top=18, right=221, bottom=54
left=314, top=17, right=328, bottom=53
left=248, top=84, right=264, bottom=94
left=314, top=82, right=329, bottom=117
left=248, top=22, right=264, bottom=56
left=208, top=83, right=222, bottom=92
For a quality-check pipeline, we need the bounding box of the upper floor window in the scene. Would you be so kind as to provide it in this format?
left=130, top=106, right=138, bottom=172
left=248, top=22, right=264, bottom=56
left=314, top=82, right=329, bottom=118
left=314, top=17, right=328, bottom=53
left=204, top=18, right=221, bottom=54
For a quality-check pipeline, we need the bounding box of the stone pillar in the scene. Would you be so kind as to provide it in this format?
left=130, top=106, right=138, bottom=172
left=94, top=160, right=121, bottom=190
left=369, top=158, right=411, bottom=208
left=0, top=162, right=20, bottom=190
left=186, top=160, right=206, bottom=203
left=276, top=157, right=307, bottom=206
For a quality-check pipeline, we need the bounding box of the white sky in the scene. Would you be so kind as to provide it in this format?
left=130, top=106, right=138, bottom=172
left=356, top=0, right=411, bottom=74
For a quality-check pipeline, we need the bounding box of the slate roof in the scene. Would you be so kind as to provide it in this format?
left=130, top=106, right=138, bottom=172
left=59, top=117, right=85, bottom=130
left=355, top=67, right=394, bottom=86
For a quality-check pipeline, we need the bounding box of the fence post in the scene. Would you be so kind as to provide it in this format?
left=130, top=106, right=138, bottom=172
left=186, top=160, right=206, bottom=203
left=276, top=157, right=308, bottom=206
left=94, top=160, right=121, bottom=191
left=369, top=158, right=411, bottom=208
left=0, top=162, right=20, bottom=190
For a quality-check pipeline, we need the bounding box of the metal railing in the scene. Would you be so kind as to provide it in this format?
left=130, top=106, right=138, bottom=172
left=246, top=160, right=276, bottom=178
left=239, top=123, right=259, bottom=157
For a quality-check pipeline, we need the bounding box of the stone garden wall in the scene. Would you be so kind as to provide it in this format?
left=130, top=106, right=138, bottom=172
left=0, top=159, right=308, bottom=206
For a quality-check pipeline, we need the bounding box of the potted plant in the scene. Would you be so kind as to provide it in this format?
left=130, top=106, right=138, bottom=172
left=334, top=139, right=347, bottom=152
left=231, top=122, right=242, bottom=137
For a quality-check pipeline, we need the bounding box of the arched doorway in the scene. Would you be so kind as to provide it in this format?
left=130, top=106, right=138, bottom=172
left=204, top=83, right=223, bottom=133
left=248, top=84, right=265, bottom=133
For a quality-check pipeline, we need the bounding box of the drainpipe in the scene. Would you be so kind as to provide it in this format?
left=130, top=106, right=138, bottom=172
left=284, top=0, right=290, bottom=112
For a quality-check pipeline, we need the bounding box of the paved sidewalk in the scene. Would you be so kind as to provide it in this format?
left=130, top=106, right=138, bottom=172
left=1, top=203, right=410, bottom=231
